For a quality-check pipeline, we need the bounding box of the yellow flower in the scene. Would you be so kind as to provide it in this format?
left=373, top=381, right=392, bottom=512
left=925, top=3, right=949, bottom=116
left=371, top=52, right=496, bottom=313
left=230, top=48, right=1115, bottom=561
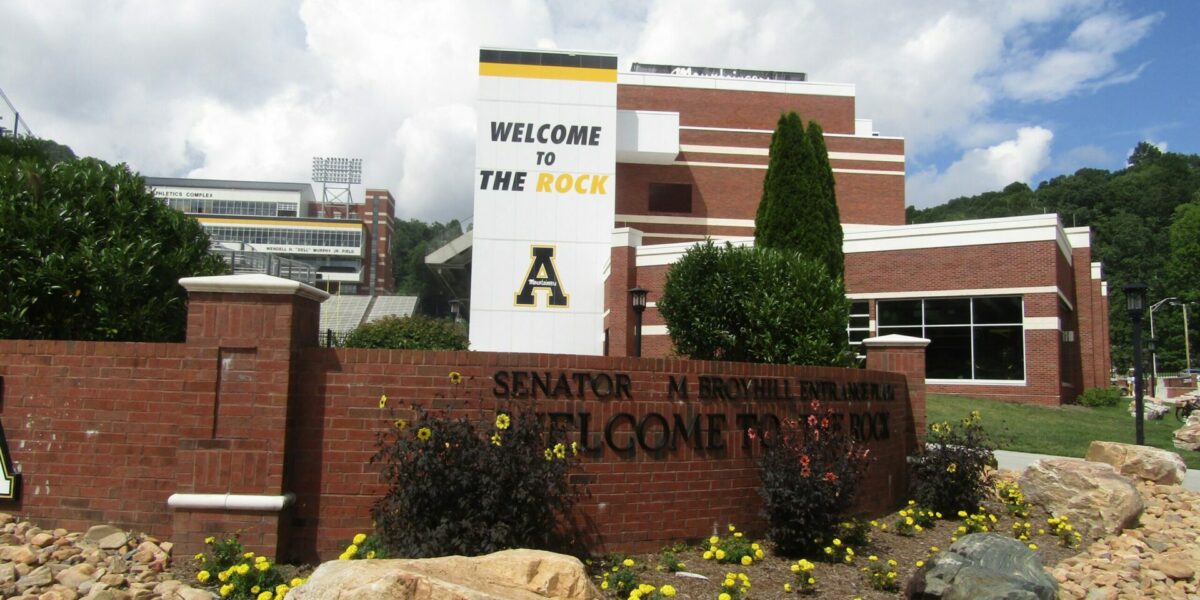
left=544, top=449, right=553, bottom=461
left=832, top=538, right=842, bottom=546
left=728, top=524, right=736, bottom=532
left=346, top=544, right=359, bottom=556
left=194, top=552, right=205, bottom=561
left=205, top=536, right=215, bottom=544
left=353, top=533, right=367, bottom=545
left=1028, top=543, right=1038, bottom=550
left=807, top=578, right=815, bottom=584
left=703, top=551, right=714, bottom=560
left=784, top=583, right=793, bottom=592
left=710, top=536, right=720, bottom=545
left=601, top=581, right=609, bottom=590
left=947, top=463, right=957, bottom=473
left=494, top=413, right=511, bottom=430
left=197, top=571, right=211, bottom=583
left=790, top=563, right=800, bottom=573
left=751, top=543, right=760, bottom=550
left=252, top=586, right=260, bottom=594
left=291, top=578, right=304, bottom=587
left=237, top=564, right=250, bottom=575
left=417, top=427, right=432, bottom=441
left=623, top=558, right=634, bottom=567
left=571, top=441, right=579, bottom=455
left=957, top=511, right=968, bottom=518
left=733, top=532, right=743, bottom=538
left=256, top=561, right=270, bottom=572
left=916, top=560, right=925, bottom=568
left=220, top=584, right=233, bottom=598
left=491, top=433, right=502, bottom=446
left=367, top=551, right=375, bottom=559
left=754, top=549, right=763, bottom=559
left=740, top=555, right=752, bottom=566
left=218, top=571, right=230, bottom=582
left=719, top=594, right=731, bottom=600
left=661, top=585, right=676, bottom=597
left=449, top=371, right=463, bottom=384
left=243, top=551, right=254, bottom=559
left=276, top=585, right=289, bottom=594
left=258, top=592, right=272, bottom=600
left=378, top=394, right=388, bottom=408
left=255, top=556, right=268, bottom=563
left=394, top=418, right=407, bottom=430
left=715, top=549, right=726, bottom=560
left=553, top=443, right=567, bottom=459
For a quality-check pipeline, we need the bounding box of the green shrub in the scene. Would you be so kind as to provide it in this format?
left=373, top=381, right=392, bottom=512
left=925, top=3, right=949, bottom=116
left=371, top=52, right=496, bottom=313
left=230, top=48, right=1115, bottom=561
left=371, top=405, right=582, bottom=557
left=192, top=534, right=298, bottom=600
left=1076, top=387, right=1123, bottom=407
left=0, top=144, right=226, bottom=342
left=657, top=241, right=851, bottom=365
left=343, top=315, right=467, bottom=350
left=910, top=412, right=996, bottom=514
left=758, top=400, right=872, bottom=556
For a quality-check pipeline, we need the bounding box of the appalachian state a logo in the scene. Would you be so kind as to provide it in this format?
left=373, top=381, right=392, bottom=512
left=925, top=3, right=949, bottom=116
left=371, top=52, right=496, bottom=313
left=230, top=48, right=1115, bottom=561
left=514, top=245, right=569, bottom=308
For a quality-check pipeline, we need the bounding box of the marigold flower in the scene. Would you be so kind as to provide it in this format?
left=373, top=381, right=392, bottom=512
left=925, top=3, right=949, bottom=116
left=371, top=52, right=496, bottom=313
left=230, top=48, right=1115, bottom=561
left=448, top=371, right=463, bottom=384
left=291, top=578, right=304, bottom=587
left=709, top=535, right=719, bottom=544
left=353, top=533, right=367, bottom=545
left=394, top=418, right=407, bottom=430
left=660, top=584, right=676, bottom=597
left=417, top=427, right=432, bottom=441
left=754, top=549, right=763, bottom=559
left=790, top=563, right=800, bottom=573
left=257, top=592, right=272, bottom=600
left=255, top=555, right=268, bottom=563
left=728, top=524, right=736, bottom=532
left=715, top=549, right=726, bottom=560
left=740, top=555, right=752, bottom=566
left=237, top=564, right=250, bottom=575
left=1028, top=543, right=1038, bottom=550
left=544, top=448, right=553, bottom=461
left=195, top=552, right=205, bottom=561
left=623, top=558, right=634, bottom=567
left=197, top=571, right=211, bottom=583
left=378, top=394, right=388, bottom=409
left=490, top=433, right=502, bottom=446
left=218, top=570, right=230, bottom=582
left=601, top=581, right=609, bottom=590
left=553, top=443, right=567, bottom=459
left=703, top=551, right=713, bottom=560
left=947, top=463, right=957, bottom=473
left=205, top=536, right=215, bottom=545
left=719, top=594, right=731, bottom=600
left=256, top=561, right=271, bottom=571
left=916, top=560, right=925, bottom=568
left=220, top=584, right=233, bottom=598
left=495, top=413, right=511, bottom=430
left=252, top=586, right=261, bottom=594
left=784, top=583, right=793, bottom=592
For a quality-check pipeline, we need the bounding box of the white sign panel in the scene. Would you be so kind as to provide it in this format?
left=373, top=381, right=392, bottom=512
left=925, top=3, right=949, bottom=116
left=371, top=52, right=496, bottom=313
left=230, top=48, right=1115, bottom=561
left=469, top=49, right=618, bottom=355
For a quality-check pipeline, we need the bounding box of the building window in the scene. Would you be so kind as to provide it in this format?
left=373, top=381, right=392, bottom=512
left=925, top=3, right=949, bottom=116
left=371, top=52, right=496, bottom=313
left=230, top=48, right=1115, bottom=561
left=648, top=183, right=692, bottom=213
left=847, top=300, right=870, bottom=363
left=877, top=296, right=1024, bottom=381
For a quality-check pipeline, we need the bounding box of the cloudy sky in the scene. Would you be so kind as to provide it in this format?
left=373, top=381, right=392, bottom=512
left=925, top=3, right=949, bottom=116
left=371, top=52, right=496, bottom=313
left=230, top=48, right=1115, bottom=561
left=2, top=0, right=1195, bottom=220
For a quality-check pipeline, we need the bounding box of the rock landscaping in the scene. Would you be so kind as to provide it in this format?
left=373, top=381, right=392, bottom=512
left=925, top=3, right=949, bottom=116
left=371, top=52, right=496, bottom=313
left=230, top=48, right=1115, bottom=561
left=1, top=443, right=1197, bottom=599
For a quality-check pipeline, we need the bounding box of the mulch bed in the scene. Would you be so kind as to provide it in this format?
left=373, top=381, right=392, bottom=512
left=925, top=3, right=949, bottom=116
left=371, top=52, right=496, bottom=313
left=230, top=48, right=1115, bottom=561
left=586, top=495, right=1080, bottom=599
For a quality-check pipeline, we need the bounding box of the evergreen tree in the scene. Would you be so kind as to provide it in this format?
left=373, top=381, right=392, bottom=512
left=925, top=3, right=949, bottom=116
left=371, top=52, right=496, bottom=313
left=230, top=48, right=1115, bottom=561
left=806, top=120, right=844, bottom=280
left=754, top=112, right=844, bottom=281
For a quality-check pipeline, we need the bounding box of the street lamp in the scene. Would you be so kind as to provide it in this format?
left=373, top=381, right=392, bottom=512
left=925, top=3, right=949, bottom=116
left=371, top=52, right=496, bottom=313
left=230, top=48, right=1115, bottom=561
left=1170, top=300, right=1193, bottom=374
left=629, top=287, right=649, bottom=358
left=1149, top=296, right=1178, bottom=395
left=1125, top=282, right=1147, bottom=445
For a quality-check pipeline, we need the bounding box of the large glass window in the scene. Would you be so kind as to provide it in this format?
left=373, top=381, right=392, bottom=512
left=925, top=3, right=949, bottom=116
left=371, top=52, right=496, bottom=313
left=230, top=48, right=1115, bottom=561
left=876, top=296, right=1024, bottom=381
left=204, top=225, right=362, bottom=249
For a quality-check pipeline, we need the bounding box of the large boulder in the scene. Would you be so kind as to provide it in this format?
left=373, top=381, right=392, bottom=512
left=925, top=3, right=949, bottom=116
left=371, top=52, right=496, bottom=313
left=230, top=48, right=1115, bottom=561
left=1018, top=458, right=1143, bottom=539
left=1085, top=441, right=1188, bottom=484
left=287, top=549, right=601, bottom=600
left=1173, top=413, right=1200, bottom=452
left=905, top=533, right=1056, bottom=600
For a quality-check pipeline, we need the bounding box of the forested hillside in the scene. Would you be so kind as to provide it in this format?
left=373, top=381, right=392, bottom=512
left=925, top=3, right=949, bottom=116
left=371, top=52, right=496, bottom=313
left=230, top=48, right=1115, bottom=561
left=907, top=143, right=1200, bottom=374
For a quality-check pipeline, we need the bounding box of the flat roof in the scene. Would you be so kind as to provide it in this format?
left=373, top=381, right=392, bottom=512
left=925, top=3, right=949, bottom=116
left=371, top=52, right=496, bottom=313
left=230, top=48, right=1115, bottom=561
left=144, top=176, right=317, bottom=205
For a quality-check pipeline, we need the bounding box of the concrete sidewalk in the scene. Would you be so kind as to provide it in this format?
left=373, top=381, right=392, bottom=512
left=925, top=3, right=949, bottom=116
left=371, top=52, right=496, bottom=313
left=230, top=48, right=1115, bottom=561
left=994, top=449, right=1200, bottom=491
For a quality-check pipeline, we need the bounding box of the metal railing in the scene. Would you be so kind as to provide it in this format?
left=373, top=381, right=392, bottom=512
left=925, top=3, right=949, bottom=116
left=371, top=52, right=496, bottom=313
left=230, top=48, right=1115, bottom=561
left=211, top=248, right=318, bottom=285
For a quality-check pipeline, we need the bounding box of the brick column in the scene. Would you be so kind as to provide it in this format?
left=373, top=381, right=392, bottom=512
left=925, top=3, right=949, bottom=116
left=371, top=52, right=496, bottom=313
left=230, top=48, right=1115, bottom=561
left=864, top=334, right=930, bottom=453
left=170, top=274, right=327, bottom=559
left=607, top=228, right=642, bottom=356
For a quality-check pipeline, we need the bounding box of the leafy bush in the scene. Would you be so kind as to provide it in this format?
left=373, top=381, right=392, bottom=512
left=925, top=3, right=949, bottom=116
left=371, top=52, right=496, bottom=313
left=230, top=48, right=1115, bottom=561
left=910, top=411, right=996, bottom=514
left=758, top=400, right=872, bottom=556
left=657, top=241, right=851, bottom=365
left=786, top=558, right=818, bottom=594
left=700, top=525, right=763, bottom=566
left=337, top=532, right=388, bottom=560
left=193, top=534, right=300, bottom=600
left=1076, top=387, right=1123, bottom=407
left=861, top=555, right=900, bottom=591
left=343, top=314, right=467, bottom=349
left=371, top=404, right=582, bottom=557
left=995, top=479, right=1031, bottom=518
left=0, top=141, right=227, bottom=342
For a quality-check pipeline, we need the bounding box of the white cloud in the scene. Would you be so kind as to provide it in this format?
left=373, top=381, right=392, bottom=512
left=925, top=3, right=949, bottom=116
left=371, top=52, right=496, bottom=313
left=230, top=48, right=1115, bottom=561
left=908, top=127, right=1054, bottom=207
left=0, top=0, right=1160, bottom=220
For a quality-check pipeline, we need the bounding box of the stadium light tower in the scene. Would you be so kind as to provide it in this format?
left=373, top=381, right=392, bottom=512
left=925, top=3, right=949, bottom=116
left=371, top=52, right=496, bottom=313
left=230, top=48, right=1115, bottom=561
left=311, top=156, right=363, bottom=210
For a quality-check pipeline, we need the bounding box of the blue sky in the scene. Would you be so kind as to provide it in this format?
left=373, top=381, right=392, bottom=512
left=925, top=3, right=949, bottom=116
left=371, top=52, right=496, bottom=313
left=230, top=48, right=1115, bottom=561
left=0, top=0, right=1194, bottom=218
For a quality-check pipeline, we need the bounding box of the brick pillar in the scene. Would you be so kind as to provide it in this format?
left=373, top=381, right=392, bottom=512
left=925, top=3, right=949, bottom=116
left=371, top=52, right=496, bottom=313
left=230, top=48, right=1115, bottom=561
left=864, top=334, right=930, bottom=454
left=170, top=274, right=327, bottom=560
left=607, top=228, right=642, bottom=356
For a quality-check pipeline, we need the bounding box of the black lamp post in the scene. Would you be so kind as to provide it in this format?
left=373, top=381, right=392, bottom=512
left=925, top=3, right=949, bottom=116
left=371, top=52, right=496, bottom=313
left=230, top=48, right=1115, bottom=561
left=1125, top=282, right=1147, bottom=445
left=629, top=287, right=649, bottom=358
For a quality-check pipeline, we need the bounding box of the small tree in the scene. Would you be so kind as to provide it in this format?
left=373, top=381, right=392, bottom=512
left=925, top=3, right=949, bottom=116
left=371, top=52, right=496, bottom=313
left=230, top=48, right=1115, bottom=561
left=0, top=138, right=226, bottom=342
left=754, top=112, right=844, bottom=282
left=657, top=241, right=851, bottom=365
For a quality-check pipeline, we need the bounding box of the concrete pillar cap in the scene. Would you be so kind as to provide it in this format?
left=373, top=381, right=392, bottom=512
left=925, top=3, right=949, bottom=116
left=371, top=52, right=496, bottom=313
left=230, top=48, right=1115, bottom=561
left=179, top=274, right=329, bottom=303
left=862, top=334, right=931, bottom=348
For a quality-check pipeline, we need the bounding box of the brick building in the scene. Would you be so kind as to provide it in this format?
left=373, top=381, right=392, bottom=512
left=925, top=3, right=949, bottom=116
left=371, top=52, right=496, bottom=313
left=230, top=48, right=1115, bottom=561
left=430, top=51, right=1112, bottom=405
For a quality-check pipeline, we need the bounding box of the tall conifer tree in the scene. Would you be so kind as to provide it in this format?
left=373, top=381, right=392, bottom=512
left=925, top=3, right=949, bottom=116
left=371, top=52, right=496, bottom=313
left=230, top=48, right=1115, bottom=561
left=755, top=111, right=843, bottom=282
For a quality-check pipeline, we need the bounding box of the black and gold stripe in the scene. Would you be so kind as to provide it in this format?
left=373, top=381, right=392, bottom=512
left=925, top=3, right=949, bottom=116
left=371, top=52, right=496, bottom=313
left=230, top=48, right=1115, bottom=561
left=479, top=48, right=617, bottom=82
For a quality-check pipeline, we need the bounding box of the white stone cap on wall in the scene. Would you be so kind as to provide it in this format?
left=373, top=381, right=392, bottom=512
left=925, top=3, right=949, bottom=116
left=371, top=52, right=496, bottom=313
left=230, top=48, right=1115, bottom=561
left=179, top=273, right=330, bottom=303
left=862, top=334, right=931, bottom=348
left=167, top=492, right=295, bottom=512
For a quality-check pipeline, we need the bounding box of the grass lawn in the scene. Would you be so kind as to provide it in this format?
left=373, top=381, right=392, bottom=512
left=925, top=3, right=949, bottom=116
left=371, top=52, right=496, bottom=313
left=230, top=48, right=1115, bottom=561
left=927, top=394, right=1200, bottom=470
